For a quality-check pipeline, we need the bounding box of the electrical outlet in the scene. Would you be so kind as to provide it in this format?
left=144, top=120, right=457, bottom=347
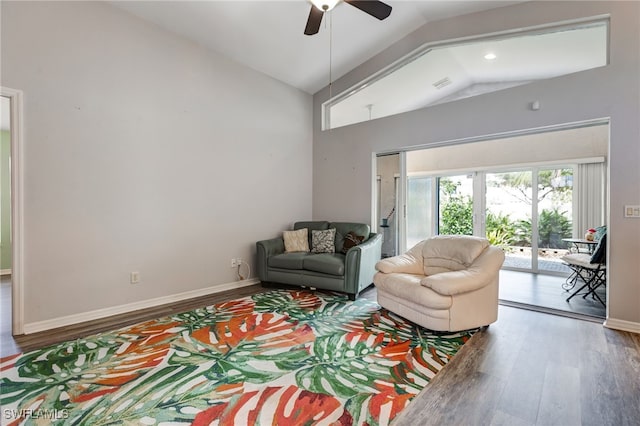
left=130, top=271, right=140, bottom=284
left=231, top=259, right=237, bottom=268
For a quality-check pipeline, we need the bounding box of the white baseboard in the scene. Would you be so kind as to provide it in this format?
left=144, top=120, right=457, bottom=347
left=23, top=278, right=261, bottom=334
left=0, top=269, right=11, bottom=276
left=603, top=318, right=640, bottom=334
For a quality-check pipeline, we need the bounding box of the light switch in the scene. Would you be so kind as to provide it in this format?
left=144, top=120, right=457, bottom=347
left=624, top=205, right=640, bottom=218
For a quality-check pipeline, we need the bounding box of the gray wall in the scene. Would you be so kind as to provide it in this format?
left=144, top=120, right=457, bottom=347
left=1, top=1, right=312, bottom=325
left=313, top=1, right=640, bottom=324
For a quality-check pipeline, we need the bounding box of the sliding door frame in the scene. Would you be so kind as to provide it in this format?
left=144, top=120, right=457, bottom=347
left=2, top=87, right=25, bottom=335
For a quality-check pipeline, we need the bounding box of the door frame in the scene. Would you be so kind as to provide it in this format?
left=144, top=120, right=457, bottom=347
left=374, top=118, right=610, bottom=318
left=2, top=87, right=25, bottom=335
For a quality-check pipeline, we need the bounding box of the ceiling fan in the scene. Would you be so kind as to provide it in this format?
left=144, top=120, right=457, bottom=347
left=304, top=0, right=392, bottom=36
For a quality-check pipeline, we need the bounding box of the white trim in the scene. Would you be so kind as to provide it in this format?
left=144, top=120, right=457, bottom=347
left=371, top=152, right=378, bottom=231
left=398, top=151, right=407, bottom=254
left=1, top=87, right=24, bottom=335
left=406, top=157, right=605, bottom=179
left=22, top=278, right=260, bottom=334
left=603, top=318, right=640, bottom=334
left=0, top=269, right=11, bottom=276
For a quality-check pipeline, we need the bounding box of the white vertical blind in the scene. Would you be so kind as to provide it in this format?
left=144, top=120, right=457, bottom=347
left=575, top=162, right=606, bottom=237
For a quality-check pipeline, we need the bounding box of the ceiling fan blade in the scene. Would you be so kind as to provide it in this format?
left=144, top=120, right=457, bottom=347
left=304, top=6, right=324, bottom=35
left=345, top=0, right=392, bottom=20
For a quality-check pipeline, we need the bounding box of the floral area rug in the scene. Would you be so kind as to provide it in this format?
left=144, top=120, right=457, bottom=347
left=1, top=290, right=475, bottom=425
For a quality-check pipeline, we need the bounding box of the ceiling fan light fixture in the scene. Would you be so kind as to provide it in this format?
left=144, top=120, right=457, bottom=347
left=311, top=0, right=339, bottom=12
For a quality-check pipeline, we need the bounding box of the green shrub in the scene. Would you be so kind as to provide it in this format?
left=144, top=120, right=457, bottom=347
left=538, top=208, right=572, bottom=248
left=486, top=229, right=513, bottom=247
left=440, top=195, right=473, bottom=235
left=514, top=218, right=532, bottom=246
left=485, top=212, right=517, bottom=245
left=437, top=175, right=572, bottom=248
left=438, top=177, right=473, bottom=235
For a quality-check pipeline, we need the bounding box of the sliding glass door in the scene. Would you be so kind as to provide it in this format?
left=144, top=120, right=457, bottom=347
left=438, top=175, right=474, bottom=236
left=405, top=166, right=575, bottom=275
left=486, top=171, right=533, bottom=270
left=405, top=173, right=475, bottom=249
left=406, top=176, right=434, bottom=249
left=536, top=167, right=573, bottom=274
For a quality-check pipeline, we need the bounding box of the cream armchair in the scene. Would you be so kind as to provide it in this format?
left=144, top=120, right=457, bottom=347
left=373, top=235, right=505, bottom=332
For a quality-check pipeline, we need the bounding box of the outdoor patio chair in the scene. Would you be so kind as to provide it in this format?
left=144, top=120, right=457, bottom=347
left=561, top=234, right=607, bottom=306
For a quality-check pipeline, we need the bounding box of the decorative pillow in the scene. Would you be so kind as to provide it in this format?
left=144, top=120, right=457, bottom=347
left=341, top=231, right=365, bottom=254
left=283, top=228, right=309, bottom=253
left=595, top=225, right=607, bottom=241
left=311, top=228, right=336, bottom=253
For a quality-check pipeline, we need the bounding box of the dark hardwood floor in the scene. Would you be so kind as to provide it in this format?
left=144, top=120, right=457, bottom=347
left=499, top=270, right=606, bottom=319
left=1, top=280, right=638, bottom=425
left=2, top=282, right=268, bottom=355
left=394, top=305, right=640, bottom=426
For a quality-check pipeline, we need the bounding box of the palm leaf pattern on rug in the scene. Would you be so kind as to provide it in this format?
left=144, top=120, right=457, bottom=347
left=0, top=290, right=475, bottom=425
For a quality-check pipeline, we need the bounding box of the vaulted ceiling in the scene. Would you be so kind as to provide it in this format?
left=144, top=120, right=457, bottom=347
left=111, top=1, right=525, bottom=94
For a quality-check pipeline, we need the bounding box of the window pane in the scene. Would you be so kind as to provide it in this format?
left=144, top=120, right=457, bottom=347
left=537, top=168, right=573, bottom=273
left=406, top=177, right=433, bottom=248
left=438, top=175, right=473, bottom=236
left=486, top=171, right=533, bottom=270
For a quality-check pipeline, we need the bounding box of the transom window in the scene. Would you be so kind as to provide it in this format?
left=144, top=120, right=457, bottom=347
left=324, top=19, right=608, bottom=130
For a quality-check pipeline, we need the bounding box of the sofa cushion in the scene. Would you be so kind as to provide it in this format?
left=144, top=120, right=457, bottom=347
left=303, top=254, right=345, bottom=276
left=311, top=228, right=336, bottom=253
left=331, top=222, right=370, bottom=254
left=283, top=228, right=309, bottom=253
left=422, top=235, right=489, bottom=275
left=269, top=252, right=310, bottom=270
left=374, top=272, right=452, bottom=309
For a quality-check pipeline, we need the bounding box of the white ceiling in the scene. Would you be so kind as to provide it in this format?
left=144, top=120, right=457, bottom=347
left=111, top=0, right=525, bottom=94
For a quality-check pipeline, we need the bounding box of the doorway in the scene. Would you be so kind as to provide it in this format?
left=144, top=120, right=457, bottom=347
left=376, top=153, right=400, bottom=258
left=1, top=94, right=16, bottom=355
left=1, top=96, right=10, bottom=276
left=382, top=122, right=609, bottom=319
left=1, top=87, right=24, bottom=343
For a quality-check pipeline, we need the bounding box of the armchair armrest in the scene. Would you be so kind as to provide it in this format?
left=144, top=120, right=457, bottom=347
left=344, top=233, right=382, bottom=295
left=375, top=241, right=425, bottom=275
left=256, top=237, right=285, bottom=281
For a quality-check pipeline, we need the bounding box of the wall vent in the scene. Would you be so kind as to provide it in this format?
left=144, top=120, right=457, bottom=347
left=432, top=77, right=452, bottom=90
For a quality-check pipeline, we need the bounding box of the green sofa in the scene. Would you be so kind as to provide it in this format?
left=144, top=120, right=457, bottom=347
left=256, top=221, right=382, bottom=300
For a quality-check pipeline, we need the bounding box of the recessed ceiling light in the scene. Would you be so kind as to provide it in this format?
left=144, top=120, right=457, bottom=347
left=484, top=53, right=497, bottom=60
